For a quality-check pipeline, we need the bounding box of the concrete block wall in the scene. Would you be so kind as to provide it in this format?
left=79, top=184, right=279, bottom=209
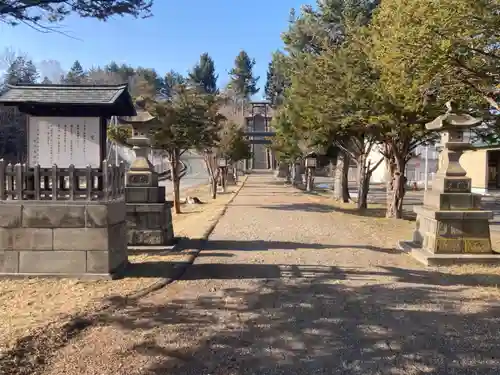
left=127, top=202, right=174, bottom=246
left=0, top=200, right=128, bottom=278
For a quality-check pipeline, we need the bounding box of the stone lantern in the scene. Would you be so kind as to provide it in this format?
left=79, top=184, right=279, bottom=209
left=118, top=97, right=174, bottom=248
left=119, top=97, right=159, bottom=195
left=399, top=100, right=500, bottom=265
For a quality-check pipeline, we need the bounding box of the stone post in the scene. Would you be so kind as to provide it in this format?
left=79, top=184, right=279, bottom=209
left=119, top=99, right=174, bottom=248
left=399, top=100, right=500, bottom=266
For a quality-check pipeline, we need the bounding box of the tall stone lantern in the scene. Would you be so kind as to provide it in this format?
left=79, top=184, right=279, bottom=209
left=118, top=97, right=174, bottom=248
left=399, top=100, right=500, bottom=266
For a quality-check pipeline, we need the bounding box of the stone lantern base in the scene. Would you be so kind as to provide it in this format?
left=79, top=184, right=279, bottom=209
left=126, top=201, right=174, bottom=248
left=398, top=176, right=500, bottom=266
left=125, top=170, right=174, bottom=249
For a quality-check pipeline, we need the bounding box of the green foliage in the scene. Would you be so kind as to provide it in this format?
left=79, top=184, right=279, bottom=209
left=270, top=108, right=302, bottom=162
left=164, top=70, right=185, bottom=99
left=264, top=51, right=290, bottom=107
left=41, top=76, right=52, bottom=84
left=371, top=0, right=500, bottom=110
left=135, top=67, right=164, bottom=93
left=148, top=85, right=221, bottom=155
left=189, top=53, right=218, bottom=95
left=282, top=0, right=380, bottom=55
left=107, top=125, right=132, bottom=147
left=218, top=122, right=251, bottom=162
left=3, top=56, right=39, bottom=84
left=0, top=0, right=153, bottom=27
left=228, top=50, right=259, bottom=100
left=104, top=61, right=135, bottom=82
left=63, top=60, right=86, bottom=84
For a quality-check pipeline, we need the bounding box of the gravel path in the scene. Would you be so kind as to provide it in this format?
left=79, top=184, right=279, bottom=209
left=43, top=172, right=500, bottom=375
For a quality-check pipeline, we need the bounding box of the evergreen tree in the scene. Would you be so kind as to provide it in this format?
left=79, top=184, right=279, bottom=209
left=264, top=51, right=290, bottom=107
left=23, top=60, right=39, bottom=83
left=282, top=0, right=380, bottom=55
left=135, top=67, right=164, bottom=93
left=164, top=70, right=185, bottom=99
left=228, top=50, right=259, bottom=101
left=105, top=61, right=120, bottom=74
left=189, top=53, right=218, bottom=94
left=4, top=56, right=39, bottom=84
left=64, top=60, right=86, bottom=84
left=41, top=76, right=52, bottom=84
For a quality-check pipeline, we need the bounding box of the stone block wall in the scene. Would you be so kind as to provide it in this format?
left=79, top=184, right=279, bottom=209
left=0, top=200, right=128, bottom=278
left=126, top=202, right=174, bottom=246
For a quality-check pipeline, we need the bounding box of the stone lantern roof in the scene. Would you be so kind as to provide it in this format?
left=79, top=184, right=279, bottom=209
left=426, top=100, right=482, bottom=131
left=117, top=97, right=157, bottom=124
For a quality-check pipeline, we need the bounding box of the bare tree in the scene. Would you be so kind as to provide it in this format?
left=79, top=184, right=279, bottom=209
left=86, top=67, right=125, bottom=85
left=0, top=47, right=28, bottom=73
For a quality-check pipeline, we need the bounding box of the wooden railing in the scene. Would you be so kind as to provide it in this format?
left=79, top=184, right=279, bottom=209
left=0, top=160, right=125, bottom=201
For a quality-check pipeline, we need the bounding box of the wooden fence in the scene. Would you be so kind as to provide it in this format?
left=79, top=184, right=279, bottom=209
left=0, top=159, right=125, bottom=201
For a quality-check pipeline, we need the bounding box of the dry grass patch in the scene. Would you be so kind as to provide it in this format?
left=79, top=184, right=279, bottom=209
left=0, top=181, right=244, bottom=351
left=308, top=191, right=500, bottom=296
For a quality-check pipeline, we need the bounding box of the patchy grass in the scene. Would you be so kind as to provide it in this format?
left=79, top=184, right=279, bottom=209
left=173, top=183, right=240, bottom=239
left=307, top=190, right=500, bottom=297
left=0, top=181, right=244, bottom=351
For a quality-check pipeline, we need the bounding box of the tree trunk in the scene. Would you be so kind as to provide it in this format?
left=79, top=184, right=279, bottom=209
left=334, top=151, right=351, bottom=202
left=358, top=169, right=372, bottom=210
left=356, top=155, right=370, bottom=210
left=221, top=168, right=227, bottom=193
left=341, top=152, right=350, bottom=202
left=386, top=155, right=407, bottom=219
left=210, top=174, right=217, bottom=199
left=233, top=165, right=238, bottom=183
left=170, top=148, right=181, bottom=214
left=285, top=163, right=292, bottom=183
left=385, top=154, right=396, bottom=208
left=306, top=168, right=314, bottom=191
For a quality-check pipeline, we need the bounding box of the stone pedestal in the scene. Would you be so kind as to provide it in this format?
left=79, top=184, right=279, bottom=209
left=118, top=100, right=175, bottom=249
left=400, top=181, right=500, bottom=265
left=126, top=202, right=174, bottom=247
left=399, top=101, right=500, bottom=266
left=125, top=182, right=174, bottom=248
left=126, top=186, right=165, bottom=203
left=0, top=200, right=128, bottom=278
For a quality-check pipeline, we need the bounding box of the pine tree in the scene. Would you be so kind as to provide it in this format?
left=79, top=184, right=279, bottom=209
left=23, top=60, right=39, bottom=83
left=135, top=67, right=164, bottom=93
left=189, top=53, right=218, bottom=94
left=41, top=76, right=52, bottom=84
left=264, top=51, right=290, bottom=107
left=164, top=70, right=185, bottom=99
left=64, top=60, right=86, bottom=84
left=3, top=57, right=39, bottom=84
left=228, top=50, right=259, bottom=101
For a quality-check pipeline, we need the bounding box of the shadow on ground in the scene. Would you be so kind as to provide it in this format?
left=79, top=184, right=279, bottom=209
left=95, top=264, right=500, bottom=374
left=7, top=263, right=500, bottom=375
left=124, top=239, right=397, bottom=278
left=190, top=239, right=396, bottom=253
left=257, top=202, right=417, bottom=220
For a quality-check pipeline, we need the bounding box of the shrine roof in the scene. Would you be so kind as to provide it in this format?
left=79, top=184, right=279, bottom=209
left=0, top=83, right=129, bottom=105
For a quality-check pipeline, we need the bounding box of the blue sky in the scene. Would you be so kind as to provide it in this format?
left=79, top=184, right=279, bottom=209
left=0, top=0, right=305, bottom=97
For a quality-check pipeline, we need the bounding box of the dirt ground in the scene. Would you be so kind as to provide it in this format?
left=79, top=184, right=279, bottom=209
left=0, top=181, right=242, bottom=352
left=307, top=192, right=500, bottom=297
left=36, top=173, right=500, bottom=375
